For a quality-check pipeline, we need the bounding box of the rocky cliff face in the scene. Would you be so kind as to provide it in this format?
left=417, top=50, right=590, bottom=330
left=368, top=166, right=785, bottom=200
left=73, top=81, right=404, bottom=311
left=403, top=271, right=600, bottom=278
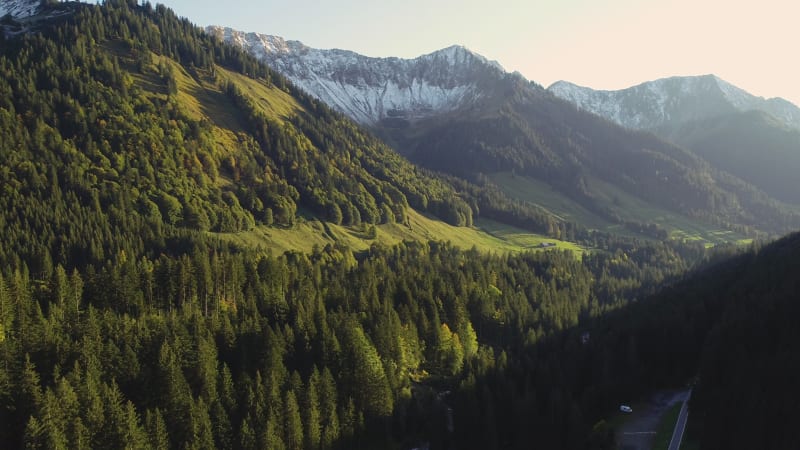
left=0, top=0, right=40, bottom=19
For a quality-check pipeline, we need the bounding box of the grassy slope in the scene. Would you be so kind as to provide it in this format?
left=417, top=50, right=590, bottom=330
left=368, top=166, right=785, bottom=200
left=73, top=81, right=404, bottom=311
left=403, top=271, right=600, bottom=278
left=588, top=176, right=750, bottom=245
left=128, top=54, right=581, bottom=256
left=488, top=172, right=750, bottom=246
left=212, top=209, right=584, bottom=257
left=165, top=56, right=301, bottom=150
left=488, top=173, right=617, bottom=230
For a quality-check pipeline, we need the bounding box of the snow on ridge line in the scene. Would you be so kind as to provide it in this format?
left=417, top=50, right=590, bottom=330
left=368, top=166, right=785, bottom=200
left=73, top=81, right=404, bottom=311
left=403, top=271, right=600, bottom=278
left=207, top=25, right=506, bottom=71
left=208, top=26, right=505, bottom=124
left=206, top=26, right=308, bottom=56
left=549, top=75, right=800, bottom=131
left=207, top=25, right=508, bottom=79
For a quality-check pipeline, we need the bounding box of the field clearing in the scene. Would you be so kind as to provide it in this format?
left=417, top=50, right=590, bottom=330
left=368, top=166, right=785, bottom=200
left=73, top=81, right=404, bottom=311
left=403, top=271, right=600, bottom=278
left=475, top=218, right=584, bottom=257
left=219, top=69, right=301, bottom=120
left=211, top=209, right=583, bottom=256
left=488, top=173, right=617, bottom=230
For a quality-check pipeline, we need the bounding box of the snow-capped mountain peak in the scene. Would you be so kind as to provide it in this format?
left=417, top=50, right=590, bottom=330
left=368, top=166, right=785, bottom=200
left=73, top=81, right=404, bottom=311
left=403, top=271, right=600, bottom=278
left=549, top=75, right=800, bottom=131
left=208, top=27, right=308, bottom=58
left=424, top=44, right=506, bottom=72
left=0, top=0, right=40, bottom=19
left=207, top=26, right=510, bottom=124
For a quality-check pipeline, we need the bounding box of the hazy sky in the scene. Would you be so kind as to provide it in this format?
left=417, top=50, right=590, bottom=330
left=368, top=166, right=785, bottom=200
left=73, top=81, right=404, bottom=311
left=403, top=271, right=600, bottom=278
left=155, top=0, right=800, bottom=105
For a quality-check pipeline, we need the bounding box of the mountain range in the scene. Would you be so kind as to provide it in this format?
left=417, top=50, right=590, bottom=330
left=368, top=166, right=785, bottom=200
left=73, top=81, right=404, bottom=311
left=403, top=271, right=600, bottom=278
left=549, top=75, right=800, bottom=131
left=549, top=76, right=800, bottom=205
left=211, top=27, right=800, bottom=240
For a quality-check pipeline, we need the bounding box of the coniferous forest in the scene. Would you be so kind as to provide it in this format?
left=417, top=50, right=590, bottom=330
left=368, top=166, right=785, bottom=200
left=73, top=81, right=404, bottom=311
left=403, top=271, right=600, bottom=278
left=1, top=1, right=799, bottom=449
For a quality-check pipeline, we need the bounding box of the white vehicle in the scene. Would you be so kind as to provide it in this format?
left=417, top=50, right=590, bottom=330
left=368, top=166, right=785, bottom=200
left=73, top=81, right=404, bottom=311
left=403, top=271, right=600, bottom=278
left=620, top=405, right=633, bottom=413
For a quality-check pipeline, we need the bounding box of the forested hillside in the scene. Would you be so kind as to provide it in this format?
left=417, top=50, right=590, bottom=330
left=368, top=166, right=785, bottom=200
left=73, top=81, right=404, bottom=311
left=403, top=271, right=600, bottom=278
left=655, top=110, right=800, bottom=205
left=551, top=231, right=800, bottom=450
left=0, top=2, right=796, bottom=450
left=688, top=233, right=800, bottom=449
left=379, top=76, right=800, bottom=239
left=0, top=232, right=704, bottom=449
left=0, top=0, right=491, bottom=274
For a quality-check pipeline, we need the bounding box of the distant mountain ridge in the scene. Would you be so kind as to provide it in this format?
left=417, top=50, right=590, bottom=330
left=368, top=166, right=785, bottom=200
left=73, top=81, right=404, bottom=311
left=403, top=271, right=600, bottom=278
left=550, top=76, right=800, bottom=205
left=657, top=109, right=800, bottom=205
left=548, top=75, right=800, bottom=131
left=206, top=26, right=508, bottom=125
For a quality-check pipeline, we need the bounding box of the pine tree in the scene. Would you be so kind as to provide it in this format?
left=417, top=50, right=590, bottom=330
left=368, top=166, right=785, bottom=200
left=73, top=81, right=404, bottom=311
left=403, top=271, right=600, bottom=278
left=340, top=324, right=393, bottom=417
left=238, top=415, right=257, bottom=450
left=209, top=399, right=233, bottom=450
left=284, top=390, right=304, bottom=450
left=24, top=416, right=47, bottom=449
left=144, top=408, right=170, bottom=450
left=303, top=368, right=322, bottom=450
left=263, top=409, right=286, bottom=450
left=189, top=398, right=216, bottom=450
left=17, top=355, right=44, bottom=441
left=157, top=342, right=193, bottom=447
left=318, top=367, right=340, bottom=449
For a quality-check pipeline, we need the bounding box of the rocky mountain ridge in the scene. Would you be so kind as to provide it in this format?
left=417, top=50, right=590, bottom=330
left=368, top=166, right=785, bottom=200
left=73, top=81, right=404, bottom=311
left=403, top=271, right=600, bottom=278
left=549, top=75, right=800, bottom=131
left=207, top=26, right=511, bottom=124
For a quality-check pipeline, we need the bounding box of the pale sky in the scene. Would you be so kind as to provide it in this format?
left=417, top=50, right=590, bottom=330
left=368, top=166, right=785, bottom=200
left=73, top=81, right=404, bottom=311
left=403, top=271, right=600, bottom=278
left=154, top=0, right=800, bottom=105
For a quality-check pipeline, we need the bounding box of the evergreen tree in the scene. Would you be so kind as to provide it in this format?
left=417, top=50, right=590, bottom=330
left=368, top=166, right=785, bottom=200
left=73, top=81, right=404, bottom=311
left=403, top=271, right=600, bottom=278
left=284, top=390, right=304, bottom=450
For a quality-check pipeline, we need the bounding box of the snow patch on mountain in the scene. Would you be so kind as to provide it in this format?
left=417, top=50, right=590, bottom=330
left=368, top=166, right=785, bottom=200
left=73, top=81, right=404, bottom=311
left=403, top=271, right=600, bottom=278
left=207, top=26, right=508, bottom=124
left=713, top=76, right=753, bottom=110
left=550, top=81, right=630, bottom=124
left=0, top=0, right=40, bottom=19
left=549, top=75, right=800, bottom=131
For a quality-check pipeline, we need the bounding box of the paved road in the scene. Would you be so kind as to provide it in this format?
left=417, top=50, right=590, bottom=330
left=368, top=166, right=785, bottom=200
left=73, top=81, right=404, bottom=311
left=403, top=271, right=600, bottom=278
left=668, top=389, right=692, bottom=450
left=616, top=389, right=690, bottom=450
